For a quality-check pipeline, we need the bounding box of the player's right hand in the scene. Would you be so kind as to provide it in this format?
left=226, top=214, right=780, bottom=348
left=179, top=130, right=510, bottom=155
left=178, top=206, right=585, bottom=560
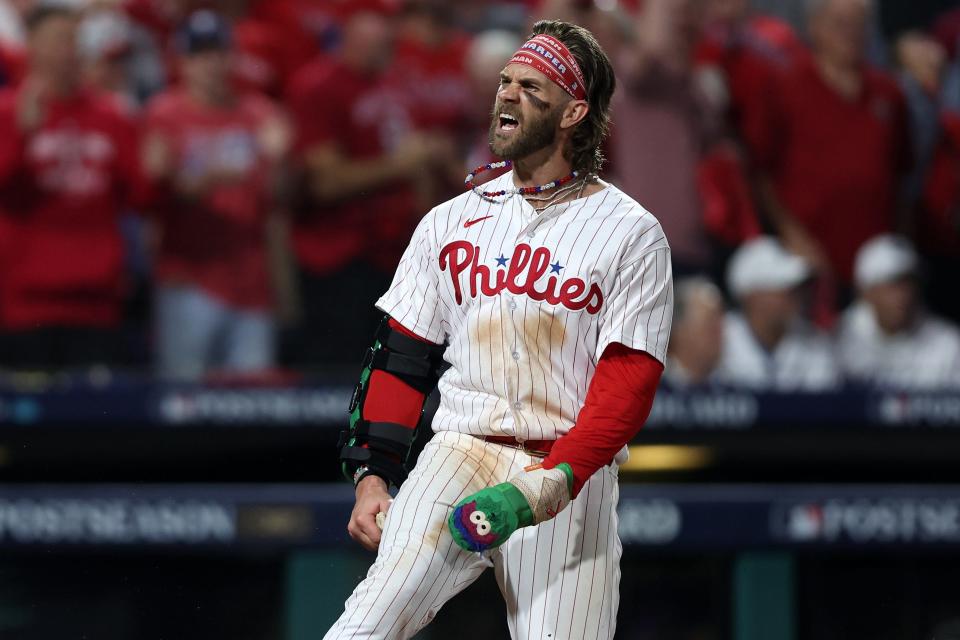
left=348, top=475, right=393, bottom=552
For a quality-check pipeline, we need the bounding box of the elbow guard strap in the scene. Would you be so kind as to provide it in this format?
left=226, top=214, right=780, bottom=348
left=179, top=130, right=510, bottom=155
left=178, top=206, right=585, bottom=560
left=363, top=319, right=445, bottom=393
left=338, top=422, right=413, bottom=488
left=339, top=317, right=445, bottom=487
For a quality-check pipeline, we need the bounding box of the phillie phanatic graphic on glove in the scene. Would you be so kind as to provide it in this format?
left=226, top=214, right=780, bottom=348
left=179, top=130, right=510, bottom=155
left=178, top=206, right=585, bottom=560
left=448, top=463, right=574, bottom=552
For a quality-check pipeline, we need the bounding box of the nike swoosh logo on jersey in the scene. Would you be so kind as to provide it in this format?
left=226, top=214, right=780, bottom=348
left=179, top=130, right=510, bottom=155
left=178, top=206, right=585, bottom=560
left=463, top=215, right=494, bottom=228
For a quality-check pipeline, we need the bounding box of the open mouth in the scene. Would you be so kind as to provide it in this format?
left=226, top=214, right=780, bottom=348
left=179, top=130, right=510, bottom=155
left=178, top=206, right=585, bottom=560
left=498, top=113, right=519, bottom=132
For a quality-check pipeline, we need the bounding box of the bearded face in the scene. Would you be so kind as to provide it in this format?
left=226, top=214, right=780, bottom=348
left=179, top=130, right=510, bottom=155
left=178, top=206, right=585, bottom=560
left=488, top=91, right=565, bottom=160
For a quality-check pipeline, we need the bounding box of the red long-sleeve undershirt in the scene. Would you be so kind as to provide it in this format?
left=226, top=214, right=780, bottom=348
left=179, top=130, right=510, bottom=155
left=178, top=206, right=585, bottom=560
left=363, top=319, right=663, bottom=497
left=542, top=343, right=663, bottom=496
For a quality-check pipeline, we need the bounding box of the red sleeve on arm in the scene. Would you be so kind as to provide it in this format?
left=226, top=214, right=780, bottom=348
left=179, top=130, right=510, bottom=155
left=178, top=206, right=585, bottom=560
left=542, top=342, right=663, bottom=497
left=360, top=318, right=439, bottom=430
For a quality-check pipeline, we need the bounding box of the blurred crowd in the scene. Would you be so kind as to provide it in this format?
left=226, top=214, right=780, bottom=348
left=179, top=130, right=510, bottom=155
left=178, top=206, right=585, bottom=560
left=0, top=0, right=956, bottom=389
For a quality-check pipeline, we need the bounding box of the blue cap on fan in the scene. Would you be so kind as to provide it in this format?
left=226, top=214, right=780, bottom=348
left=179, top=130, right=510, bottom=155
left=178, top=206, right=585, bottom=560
left=175, top=10, right=231, bottom=54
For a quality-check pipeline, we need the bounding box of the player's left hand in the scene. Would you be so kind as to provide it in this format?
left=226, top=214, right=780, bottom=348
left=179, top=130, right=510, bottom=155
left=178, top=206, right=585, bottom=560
left=447, top=463, right=573, bottom=552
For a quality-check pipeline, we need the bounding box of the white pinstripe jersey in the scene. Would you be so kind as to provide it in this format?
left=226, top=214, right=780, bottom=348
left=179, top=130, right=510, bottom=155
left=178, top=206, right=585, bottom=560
left=377, top=171, right=673, bottom=442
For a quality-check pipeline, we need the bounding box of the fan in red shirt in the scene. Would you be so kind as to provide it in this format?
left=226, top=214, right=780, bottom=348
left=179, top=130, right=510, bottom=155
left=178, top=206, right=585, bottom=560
left=694, top=0, right=805, bottom=157
left=143, top=10, right=291, bottom=379
left=753, top=0, right=911, bottom=291
left=390, top=0, right=473, bottom=199
left=122, top=0, right=319, bottom=100
left=0, top=5, right=145, bottom=368
left=286, top=2, right=444, bottom=366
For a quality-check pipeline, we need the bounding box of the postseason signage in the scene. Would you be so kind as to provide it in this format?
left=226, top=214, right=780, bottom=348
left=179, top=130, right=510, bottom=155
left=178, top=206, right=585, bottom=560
left=0, top=499, right=237, bottom=545
left=617, top=485, right=960, bottom=550
left=0, top=381, right=957, bottom=428
left=645, top=388, right=960, bottom=430
left=0, top=486, right=354, bottom=548
left=0, top=383, right=355, bottom=427
left=770, top=497, right=960, bottom=545
left=1, top=485, right=960, bottom=550
left=154, top=386, right=353, bottom=426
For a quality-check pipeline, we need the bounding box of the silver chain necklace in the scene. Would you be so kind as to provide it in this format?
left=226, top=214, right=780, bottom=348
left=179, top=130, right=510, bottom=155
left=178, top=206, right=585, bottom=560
left=527, top=175, right=589, bottom=213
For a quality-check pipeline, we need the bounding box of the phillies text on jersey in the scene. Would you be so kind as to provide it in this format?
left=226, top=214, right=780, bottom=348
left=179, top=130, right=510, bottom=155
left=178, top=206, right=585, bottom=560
left=377, top=171, right=673, bottom=443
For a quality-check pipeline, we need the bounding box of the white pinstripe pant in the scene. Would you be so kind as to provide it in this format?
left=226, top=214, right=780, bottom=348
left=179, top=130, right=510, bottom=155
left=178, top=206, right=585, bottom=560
left=325, top=431, right=622, bottom=640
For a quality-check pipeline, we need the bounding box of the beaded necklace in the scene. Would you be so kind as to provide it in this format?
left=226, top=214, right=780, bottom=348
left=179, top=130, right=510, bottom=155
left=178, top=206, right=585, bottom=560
left=526, top=175, right=586, bottom=201
left=464, top=160, right=578, bottom=200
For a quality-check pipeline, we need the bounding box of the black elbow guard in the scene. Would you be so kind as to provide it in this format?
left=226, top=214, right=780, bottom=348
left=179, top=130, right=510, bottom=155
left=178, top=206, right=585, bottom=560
left=339, top=317, right=445, bottom=488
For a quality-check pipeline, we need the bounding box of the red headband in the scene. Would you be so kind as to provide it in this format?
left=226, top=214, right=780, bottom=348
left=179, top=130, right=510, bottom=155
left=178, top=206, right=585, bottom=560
left=507, top=34, right=587, bottom=101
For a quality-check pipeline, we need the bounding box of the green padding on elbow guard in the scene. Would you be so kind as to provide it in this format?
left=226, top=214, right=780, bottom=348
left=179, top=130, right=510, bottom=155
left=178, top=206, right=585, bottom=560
left=341, top=344, right=378, bottom=483
left=348, top=345, right=377, bottom=434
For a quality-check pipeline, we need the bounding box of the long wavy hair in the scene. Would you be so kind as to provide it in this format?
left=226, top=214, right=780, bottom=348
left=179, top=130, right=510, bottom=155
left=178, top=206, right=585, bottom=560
left=529, top=20, right=616, bottom=176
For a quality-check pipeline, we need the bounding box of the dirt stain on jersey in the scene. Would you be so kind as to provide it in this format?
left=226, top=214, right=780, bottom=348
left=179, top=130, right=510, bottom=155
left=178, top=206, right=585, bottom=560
left=473, top=302, right=507, bottom=396
left=519, top=304, right=568, bottom=427
left=425, top=517, right=445, bottom=548
left=428, top=440, right=509, bottom=548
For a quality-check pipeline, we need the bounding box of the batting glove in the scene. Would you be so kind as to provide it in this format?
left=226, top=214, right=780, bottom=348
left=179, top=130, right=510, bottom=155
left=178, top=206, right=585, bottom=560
left=448, top=463, right=573, bottom=552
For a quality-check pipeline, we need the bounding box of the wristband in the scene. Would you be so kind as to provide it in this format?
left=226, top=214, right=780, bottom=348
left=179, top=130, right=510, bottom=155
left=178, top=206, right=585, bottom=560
left=353, top=465, right=388, bottom=488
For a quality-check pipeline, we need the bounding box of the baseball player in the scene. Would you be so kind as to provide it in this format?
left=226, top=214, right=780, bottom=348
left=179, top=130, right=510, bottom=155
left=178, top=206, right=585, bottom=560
left=332, top=19, right=673, bottom=639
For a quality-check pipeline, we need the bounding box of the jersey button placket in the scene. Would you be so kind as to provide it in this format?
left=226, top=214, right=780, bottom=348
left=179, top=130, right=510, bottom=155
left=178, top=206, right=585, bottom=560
left=504, top=293, right=525, bottom=435
left=507, top=298, right=521, bottom=360
left=520, top=203, right=563, bottom=241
